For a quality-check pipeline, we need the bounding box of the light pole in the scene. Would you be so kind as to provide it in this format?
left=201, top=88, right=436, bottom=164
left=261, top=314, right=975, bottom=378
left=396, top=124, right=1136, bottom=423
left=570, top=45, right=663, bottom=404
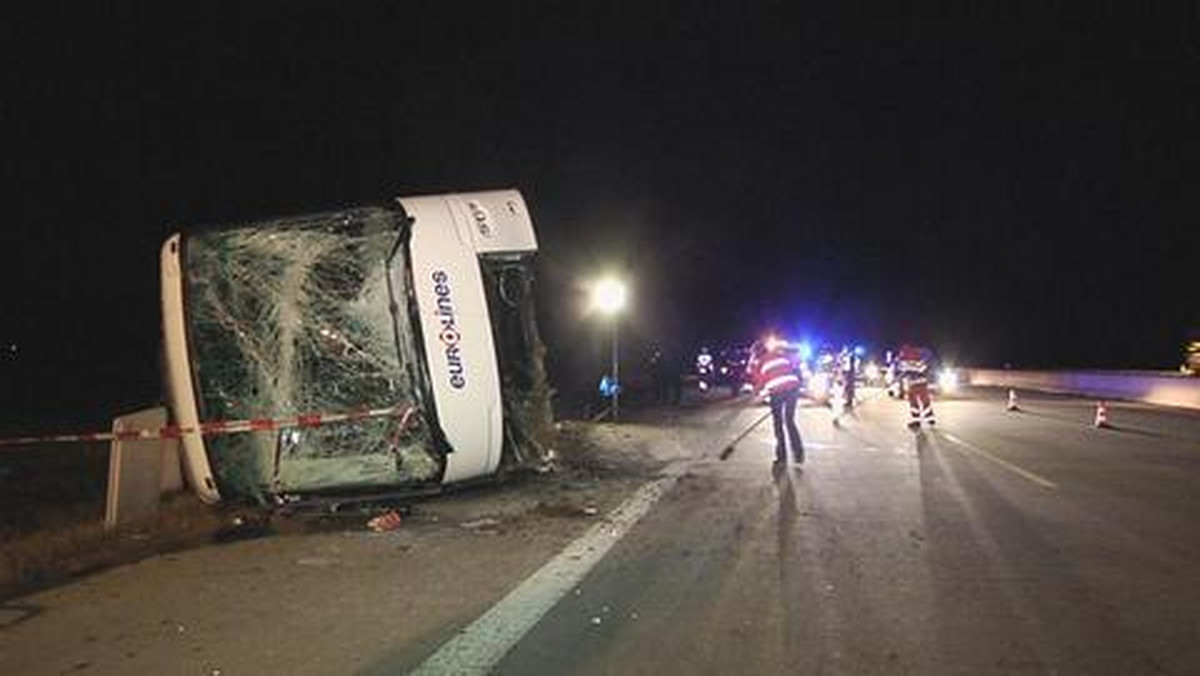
left=592, top=277, right=627, bottom=421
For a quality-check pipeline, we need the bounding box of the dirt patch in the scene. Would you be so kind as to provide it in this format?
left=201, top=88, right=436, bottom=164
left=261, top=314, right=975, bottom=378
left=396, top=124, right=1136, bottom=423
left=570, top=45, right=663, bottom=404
left=533, top=499, right=601, bottom=519
left=0, top=420, right=668, bottom=602
left=0, top=442, right=109, bottom=542
left=0, top=492, right=228, bottom=600
left=0, top=440, right=220, bottom=600
left=551, top=420, right=674, bottom=475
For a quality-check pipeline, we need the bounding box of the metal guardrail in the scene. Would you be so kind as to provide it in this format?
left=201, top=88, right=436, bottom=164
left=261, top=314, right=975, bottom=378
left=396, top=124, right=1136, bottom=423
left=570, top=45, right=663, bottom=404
left=963, top=369, right=1200, bottom=411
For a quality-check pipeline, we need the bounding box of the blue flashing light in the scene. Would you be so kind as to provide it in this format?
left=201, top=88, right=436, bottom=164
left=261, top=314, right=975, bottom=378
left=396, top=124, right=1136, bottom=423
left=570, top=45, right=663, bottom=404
left=854, top=345, right=866, bottom=357
left=797, top=340, right=814, bottom=361
left=599, top=375, right=621, bottom=398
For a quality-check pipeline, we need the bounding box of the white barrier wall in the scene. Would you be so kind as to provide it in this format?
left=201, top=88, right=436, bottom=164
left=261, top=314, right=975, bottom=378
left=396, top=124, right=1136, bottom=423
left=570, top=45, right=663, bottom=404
left=964, top=369, right=1200, bottom=411
left=105, top=406, right=183, bottom=531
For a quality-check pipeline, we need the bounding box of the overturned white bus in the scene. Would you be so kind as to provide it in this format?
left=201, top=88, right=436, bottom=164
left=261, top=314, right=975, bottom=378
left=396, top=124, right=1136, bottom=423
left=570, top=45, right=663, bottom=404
left=160, top=190, right=552, bottom=504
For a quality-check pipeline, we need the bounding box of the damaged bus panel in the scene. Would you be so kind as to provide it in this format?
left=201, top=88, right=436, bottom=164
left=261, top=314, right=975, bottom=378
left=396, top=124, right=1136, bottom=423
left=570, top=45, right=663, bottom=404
left=161, top=190, right=549, bottom=503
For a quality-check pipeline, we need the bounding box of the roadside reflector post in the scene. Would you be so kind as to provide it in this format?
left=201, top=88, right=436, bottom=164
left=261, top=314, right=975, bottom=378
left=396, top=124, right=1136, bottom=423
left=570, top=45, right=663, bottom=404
left=1006, top=389, right=1020, bottom=412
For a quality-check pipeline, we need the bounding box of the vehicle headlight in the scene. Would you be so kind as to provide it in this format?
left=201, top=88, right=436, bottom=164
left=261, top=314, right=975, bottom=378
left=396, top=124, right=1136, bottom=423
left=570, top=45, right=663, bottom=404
left=864, top=362, right=880, bottom=381
left=938, top=368, right=958, bottom=392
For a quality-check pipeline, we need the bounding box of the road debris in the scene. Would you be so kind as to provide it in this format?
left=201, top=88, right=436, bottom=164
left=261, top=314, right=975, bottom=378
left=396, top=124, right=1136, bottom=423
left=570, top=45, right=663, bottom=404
left=296, top=557, right=334, bottom=567
left=212, top=513, right=273, bottom=544
left=536, top=448, right=560, bottom=474
left=536, top=500, right=600, bottom=519
left=460, top=518, right=501, bottom=531
left=367, top=510, right=403, bottom=532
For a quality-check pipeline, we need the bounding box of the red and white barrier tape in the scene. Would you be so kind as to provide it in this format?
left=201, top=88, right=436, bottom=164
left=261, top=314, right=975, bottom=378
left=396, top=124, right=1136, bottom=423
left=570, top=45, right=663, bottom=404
left=0, top=405, right=416, bottom=448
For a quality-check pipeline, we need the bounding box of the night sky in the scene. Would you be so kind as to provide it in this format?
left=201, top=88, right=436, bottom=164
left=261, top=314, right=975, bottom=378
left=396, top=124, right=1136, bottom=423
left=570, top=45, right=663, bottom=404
left=2, top=3, right=1196, bottom=429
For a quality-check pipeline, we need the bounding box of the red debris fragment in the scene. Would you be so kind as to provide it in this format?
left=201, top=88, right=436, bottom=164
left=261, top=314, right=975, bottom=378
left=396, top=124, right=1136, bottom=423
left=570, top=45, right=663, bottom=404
left=367, top=510, right=403, bottom=532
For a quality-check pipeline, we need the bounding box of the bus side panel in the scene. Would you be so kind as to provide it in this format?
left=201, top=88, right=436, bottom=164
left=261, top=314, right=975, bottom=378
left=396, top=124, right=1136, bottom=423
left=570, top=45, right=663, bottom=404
left=449, top=190, right=538, bottom=255
left=402, top=196, right=504, bottom=483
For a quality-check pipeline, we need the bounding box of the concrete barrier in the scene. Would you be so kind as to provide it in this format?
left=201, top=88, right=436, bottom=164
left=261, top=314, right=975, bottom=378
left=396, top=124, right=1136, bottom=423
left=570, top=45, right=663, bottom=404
left=104, top=406, right=183, bottom=531
left=963, top=369, right=1200, bottom=411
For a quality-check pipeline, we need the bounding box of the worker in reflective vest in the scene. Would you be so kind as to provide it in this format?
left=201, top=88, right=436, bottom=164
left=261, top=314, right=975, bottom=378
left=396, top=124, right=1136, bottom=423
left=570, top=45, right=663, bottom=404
left=897, top=344, right=935, bottom=429
left=756, top=341, right=804, bottom=465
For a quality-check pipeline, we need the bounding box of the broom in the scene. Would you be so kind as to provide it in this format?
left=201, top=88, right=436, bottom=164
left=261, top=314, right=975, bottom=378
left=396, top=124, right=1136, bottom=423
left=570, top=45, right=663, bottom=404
left=719, top=410, right=773, bottom=460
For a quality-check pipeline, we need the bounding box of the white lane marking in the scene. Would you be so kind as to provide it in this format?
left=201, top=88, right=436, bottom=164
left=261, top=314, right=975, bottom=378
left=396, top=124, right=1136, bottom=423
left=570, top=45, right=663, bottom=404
left=939, top=432, right=1058, bottom=490
left=800, top=441, right=842, bottom=450
left=410, top=471, right=681, bottom=675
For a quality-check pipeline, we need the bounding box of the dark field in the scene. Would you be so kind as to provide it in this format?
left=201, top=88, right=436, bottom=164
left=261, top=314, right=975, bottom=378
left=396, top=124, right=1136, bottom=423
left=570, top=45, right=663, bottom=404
left=0, top=442, right=224, bottom=599
left=0, top=442, right=109, bottom=542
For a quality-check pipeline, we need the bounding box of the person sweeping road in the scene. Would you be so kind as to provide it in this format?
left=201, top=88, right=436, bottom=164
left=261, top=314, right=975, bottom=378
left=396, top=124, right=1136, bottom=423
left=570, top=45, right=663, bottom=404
left=754, top=339, right=805, bottom=466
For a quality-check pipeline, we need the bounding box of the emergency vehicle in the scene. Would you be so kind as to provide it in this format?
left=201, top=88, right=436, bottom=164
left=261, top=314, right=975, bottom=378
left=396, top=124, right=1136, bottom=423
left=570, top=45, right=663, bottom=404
left=1183, top=332, right=1200, bottom=376
left=885, top=347, right=958, bottom=397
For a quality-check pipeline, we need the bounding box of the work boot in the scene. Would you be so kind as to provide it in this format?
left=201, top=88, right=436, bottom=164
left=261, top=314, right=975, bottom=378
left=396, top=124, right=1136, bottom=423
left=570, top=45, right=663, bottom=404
left=907, top=420, right=921, bottom=431
left=792, top=449, right=805, bottom=464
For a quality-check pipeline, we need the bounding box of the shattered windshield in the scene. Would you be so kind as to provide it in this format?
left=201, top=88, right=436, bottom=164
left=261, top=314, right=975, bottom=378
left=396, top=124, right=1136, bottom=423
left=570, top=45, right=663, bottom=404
left=183, top=208, right=440, bottom=501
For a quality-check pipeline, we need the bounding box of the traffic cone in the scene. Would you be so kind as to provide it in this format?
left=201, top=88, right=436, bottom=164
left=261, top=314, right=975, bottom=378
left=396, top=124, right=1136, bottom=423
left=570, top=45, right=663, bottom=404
left=1006, top=389, right=1020, bottom=412
left=1094, top=401, right=1110, bottom=428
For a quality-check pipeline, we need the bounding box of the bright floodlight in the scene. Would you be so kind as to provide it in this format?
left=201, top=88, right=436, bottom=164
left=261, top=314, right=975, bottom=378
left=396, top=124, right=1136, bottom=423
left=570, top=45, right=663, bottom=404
left=592, top=278, right=627, bottom=315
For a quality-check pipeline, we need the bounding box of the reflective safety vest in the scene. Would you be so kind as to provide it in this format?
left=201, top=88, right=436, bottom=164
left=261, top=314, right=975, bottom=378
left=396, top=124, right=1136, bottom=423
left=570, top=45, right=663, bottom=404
left=757, top=352, right=801, bottom=396
left=897, top=347, right=928, bottom=386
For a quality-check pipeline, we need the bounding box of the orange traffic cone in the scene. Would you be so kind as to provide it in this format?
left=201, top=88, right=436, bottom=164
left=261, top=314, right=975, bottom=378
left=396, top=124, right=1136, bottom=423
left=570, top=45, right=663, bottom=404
left=1006, top=389, right=1020, bottom=412
left=1094, top=401, right=1110, bottom=428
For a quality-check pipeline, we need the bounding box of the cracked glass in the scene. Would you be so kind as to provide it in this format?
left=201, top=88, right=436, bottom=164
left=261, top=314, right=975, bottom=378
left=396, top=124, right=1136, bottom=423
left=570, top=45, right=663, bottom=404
left=182, top=208, right=440, bottom=501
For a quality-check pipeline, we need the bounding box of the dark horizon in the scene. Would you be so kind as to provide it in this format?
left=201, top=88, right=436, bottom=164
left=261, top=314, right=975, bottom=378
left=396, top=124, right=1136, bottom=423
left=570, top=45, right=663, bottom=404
left=2, top=4, right=1196, bottom=430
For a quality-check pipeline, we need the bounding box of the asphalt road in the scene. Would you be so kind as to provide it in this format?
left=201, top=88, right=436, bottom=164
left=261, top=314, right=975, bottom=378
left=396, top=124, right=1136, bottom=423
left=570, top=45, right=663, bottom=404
left=3, top=387, right=1199, bottom=675
left=491, top=388, right=1200, bottom=675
